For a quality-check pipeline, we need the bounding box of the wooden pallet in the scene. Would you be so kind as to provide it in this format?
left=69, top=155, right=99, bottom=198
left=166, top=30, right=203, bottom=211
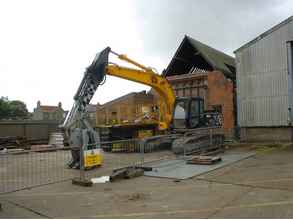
left=186, top=155, right=222, bottom=165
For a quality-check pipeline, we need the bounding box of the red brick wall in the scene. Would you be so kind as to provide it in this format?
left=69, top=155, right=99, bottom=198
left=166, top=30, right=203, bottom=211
left=166, top=71, right=235, bottom=133
left=206, top=71, right=234, bottom=132
left=96, top=93, right=155, bottom=126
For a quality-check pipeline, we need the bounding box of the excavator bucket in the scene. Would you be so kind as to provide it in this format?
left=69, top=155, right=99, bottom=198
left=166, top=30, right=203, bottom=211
left=86, top=46, right=111, bottom=82
left=73, top=47, right=111, bottom=111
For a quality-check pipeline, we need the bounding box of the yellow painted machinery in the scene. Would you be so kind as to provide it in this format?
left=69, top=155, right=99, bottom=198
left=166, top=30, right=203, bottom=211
left=87, top=47, right=223, bottom=154
left=63, top=47, right=224, bottom=169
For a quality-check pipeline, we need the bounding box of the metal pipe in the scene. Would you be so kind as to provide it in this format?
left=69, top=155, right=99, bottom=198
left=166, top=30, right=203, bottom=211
left=110, top=50, right=151, bottom=72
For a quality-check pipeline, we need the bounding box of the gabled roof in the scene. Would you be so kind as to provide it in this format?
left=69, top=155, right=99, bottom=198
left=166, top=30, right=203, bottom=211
left=234, top=15, right=293, bottom=53
left=164, top=35, right=235, bottom=79
left=187, top=36, right=235, bottom=76
left=40, top=105, right=62, bottom=113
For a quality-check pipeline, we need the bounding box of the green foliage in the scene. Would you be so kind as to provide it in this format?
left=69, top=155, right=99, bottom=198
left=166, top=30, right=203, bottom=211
left=0, top=97, right=10, bottom=119
left=0, top=97, right=29, bottom=120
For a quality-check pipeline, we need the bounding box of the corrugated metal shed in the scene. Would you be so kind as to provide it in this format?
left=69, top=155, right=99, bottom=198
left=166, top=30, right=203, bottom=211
left=235, top=16, right=293, bottom=127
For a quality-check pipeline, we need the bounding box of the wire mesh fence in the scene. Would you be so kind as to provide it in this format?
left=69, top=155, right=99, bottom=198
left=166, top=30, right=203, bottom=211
left=0, top=138, right=168, bottom=194
left=84, top=139, right=149, bottom=181
left=0, top=128, right=236, bottom=193
left=101, top=138, right=143, bottom=153
left=0, top=147, right=78, bottom=194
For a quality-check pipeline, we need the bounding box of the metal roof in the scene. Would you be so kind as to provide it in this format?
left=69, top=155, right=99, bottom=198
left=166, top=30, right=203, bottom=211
left=186, top=36, right=235, bottom=76
left=234, top=15, right=293, bottom=53
left=165, top=35, right=235, bottom=79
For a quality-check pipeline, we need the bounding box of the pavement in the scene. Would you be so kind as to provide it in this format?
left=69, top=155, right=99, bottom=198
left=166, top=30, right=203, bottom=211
left=1, top=144, right=293, bottom=218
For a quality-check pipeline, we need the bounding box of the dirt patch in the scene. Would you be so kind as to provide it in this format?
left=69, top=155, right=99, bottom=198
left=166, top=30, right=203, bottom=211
left=103, top=187, right=112, bottom=191
left=127, top=192, right=147, bottom=201
left=111, top=192, right=149, bottom=202
left=225, top=142, right=293, bottom=153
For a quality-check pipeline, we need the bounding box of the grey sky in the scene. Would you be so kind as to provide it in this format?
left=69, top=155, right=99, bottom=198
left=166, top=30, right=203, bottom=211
left=0, top=0, right=292, bottom=112
left=132, top=0, right=293, bottom=58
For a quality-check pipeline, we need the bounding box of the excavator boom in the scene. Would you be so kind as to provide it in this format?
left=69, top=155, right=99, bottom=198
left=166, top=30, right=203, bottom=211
left=82, top=47, right=176, bottom=130
left=106, top=65, right=175, bottom=130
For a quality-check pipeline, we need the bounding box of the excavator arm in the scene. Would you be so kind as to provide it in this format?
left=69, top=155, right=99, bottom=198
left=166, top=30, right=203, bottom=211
left=63, top=46, right=175, bottom=131
left=106, top=59, right=175, bottom=130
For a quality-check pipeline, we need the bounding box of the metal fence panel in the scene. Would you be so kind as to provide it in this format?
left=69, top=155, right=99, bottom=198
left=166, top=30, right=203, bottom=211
left=1, top=129, right=231, bottom=193
left=0, top=147, right=75, bottom=194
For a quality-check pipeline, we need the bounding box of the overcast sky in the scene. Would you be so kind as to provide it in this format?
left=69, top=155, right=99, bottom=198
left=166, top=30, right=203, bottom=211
left=0, top=0, right=292, bottom=112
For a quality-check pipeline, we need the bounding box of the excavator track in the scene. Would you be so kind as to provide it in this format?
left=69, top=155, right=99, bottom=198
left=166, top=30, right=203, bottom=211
left=171, top=127, right=224, bottom=155
left=140, top=134, right=182, bottom=153
left=102, top=127, right=224, bottom=154
left=136, top=127, right=224, bottom=154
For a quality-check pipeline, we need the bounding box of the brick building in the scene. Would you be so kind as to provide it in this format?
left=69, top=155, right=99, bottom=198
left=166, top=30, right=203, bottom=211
left=166, top=71, right=234, bottom=132
left=32, top=101, right=67, bottom=122
left=96, top=91, right=155, bottom=126
left=162, top=35, right=236, bottom=134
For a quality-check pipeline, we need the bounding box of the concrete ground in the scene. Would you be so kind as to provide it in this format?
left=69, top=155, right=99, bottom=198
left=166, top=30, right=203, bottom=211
left=1, top=144, right=293, bottom=218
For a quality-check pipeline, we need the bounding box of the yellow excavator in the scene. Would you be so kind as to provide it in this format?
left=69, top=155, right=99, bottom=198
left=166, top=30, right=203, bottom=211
left=91, top=47, right=221, bottom=131
left=63, top=47, right=223, bottom=169
left=96, top=48, right=174, bottom=131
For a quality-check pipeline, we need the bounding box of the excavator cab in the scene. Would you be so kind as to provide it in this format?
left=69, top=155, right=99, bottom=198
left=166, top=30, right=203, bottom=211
left=171, top=97, right=221, bottom=130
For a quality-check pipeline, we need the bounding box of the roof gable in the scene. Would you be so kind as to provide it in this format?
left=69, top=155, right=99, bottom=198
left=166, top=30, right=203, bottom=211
left=165, top=35, right=235, bottom=79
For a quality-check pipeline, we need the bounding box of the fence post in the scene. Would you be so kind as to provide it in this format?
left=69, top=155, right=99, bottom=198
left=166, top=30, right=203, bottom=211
left=183, top=134, right=186, bottom=158
left=72, top=129, right=92, bottom=187
left=139, top=139, right=145, bottom=166
left=209, top=128, right=213, bottom=146
left=79, top=142, right=86, bottom=182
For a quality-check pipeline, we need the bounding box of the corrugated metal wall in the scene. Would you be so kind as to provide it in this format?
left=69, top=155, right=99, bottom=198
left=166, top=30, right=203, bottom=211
left=235, top=19, right=293, bottom=127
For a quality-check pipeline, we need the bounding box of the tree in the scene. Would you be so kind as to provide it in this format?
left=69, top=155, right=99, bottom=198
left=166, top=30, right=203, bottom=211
left=0, top=97, right=29, bottom=120
left=9, top=100, right=29, bottom=119
left=0, top=97, right=10, bottom=119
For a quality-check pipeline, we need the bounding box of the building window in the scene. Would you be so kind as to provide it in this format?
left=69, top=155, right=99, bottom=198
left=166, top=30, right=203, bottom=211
left=212, top=105, right=222, bottom=113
